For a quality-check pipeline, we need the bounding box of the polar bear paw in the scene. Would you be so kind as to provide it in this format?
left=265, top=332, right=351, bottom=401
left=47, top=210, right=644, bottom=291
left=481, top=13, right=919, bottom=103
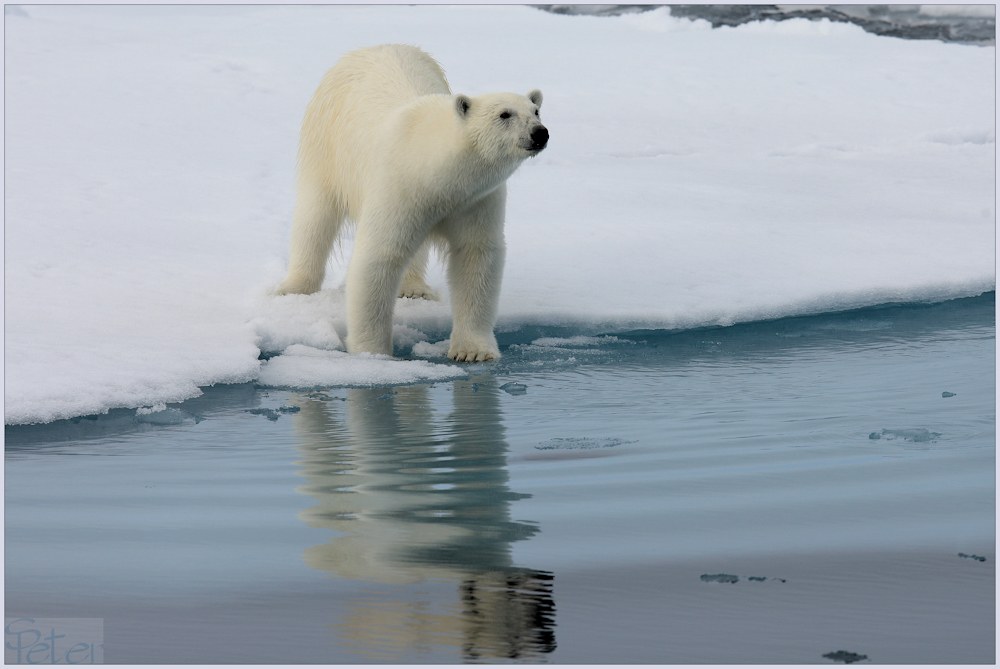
left=273, top=275, right=320, bottom=296
left=398, top=281, right=439, bottom=300
left=448, top=341, right=501, bottom=363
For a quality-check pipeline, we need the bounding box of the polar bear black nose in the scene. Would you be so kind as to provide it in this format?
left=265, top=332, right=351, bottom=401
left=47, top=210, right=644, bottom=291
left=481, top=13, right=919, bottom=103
left=530, top=125, right=549, bottom=150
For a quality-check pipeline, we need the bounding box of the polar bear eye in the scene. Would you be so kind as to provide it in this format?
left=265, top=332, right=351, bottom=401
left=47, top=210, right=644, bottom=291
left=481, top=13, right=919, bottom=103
left=499, top=111, right=512, bottom=120
left=534, top=109, right=540, bottom=117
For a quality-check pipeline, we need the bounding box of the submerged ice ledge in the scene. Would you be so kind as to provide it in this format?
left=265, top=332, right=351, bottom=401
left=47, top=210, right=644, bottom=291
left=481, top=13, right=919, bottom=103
left=5, top=288, right=994, bottom=427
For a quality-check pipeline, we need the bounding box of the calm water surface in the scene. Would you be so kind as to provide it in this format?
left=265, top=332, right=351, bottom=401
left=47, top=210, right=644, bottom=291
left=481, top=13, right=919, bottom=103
left=5, top=294, right=995, bottom=663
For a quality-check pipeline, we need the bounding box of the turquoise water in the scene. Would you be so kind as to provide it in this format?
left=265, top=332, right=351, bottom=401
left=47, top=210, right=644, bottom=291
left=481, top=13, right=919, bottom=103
left=5, top=294, right=995, bottom=663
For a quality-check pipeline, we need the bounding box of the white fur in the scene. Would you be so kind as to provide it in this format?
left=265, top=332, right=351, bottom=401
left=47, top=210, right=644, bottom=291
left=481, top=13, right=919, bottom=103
left=275, top=44, right=546, bottom=362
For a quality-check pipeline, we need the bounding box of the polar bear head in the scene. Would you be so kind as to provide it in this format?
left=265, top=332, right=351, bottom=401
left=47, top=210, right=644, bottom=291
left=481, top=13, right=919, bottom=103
left=455, top=90, right=548, bottom=164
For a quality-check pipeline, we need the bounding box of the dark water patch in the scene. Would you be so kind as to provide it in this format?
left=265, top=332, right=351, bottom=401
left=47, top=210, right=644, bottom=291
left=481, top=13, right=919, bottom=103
left=958, top=553, right=987, bottom=562
left=246, top=405, right=301, bottom=421
left=304, top=392, right=345, bottom=402
left=535, top=5, right=996, bottom=44
left=823, top=650, right=868, bottom=663
left=535, top=437, right=633, bottom=451
left=868, top=428, right=941, bottom=443
left=701, top=573, right=786, bottom=584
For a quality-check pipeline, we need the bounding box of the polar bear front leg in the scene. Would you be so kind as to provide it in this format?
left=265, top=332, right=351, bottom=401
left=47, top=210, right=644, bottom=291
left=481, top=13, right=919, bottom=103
left=441, top=191, right=507, bottom=363
left=344, top=222, right=414, bottom=356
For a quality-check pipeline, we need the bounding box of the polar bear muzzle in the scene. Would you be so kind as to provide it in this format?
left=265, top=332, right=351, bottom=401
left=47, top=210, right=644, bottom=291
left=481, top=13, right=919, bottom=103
left=529, top=125, right=549, bottom=152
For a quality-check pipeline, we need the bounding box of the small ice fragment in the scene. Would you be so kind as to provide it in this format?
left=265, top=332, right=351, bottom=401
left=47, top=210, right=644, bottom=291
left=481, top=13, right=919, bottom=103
left=822, top=650, right=868, bottom=664
left=246, top=405, right=299, bottom=421
left=958, top=553, right=986, bottom=562
left=412, top=339, right=450, bottom=358
left=700, top=573, right=738, bottom=584
left=871, top=428, right=940, bottom=442
left=942, top=391, right=956, bottom=398
left=500, top=382, right=527, bottom=395
left=535, top=437, right=633, bottom=450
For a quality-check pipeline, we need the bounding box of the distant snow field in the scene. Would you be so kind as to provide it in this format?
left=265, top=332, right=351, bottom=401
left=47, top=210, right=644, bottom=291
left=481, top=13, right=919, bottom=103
left=4, top=5, right=994, bottom=424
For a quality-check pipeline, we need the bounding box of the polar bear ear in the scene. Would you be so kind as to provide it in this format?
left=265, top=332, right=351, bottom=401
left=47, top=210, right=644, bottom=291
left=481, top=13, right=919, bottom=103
left=455, top=94, right=471, bottom=118
left=527, top=89, right=543, bottom=109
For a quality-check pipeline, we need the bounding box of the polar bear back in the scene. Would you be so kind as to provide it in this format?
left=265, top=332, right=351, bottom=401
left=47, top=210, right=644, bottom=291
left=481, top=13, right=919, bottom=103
left=297, top=44, right=452, bottom=213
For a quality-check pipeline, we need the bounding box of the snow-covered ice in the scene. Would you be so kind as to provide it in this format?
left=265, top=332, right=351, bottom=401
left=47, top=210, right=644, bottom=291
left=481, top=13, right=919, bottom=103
left=257, top=344, right=467, bottom=389
left=4, top=5, right=994, bottom=424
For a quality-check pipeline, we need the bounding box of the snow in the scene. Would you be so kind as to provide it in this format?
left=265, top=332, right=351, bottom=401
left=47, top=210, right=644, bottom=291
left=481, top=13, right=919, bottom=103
left=4, top=5, right=994, bottom=424
left=918, top=5, right=995, bottom=19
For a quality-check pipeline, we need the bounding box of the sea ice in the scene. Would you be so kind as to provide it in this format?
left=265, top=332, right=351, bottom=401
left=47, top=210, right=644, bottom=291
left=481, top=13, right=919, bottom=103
left=257, top=345, right=467, bottom=389
left=4, top=5, right=994, bottom=423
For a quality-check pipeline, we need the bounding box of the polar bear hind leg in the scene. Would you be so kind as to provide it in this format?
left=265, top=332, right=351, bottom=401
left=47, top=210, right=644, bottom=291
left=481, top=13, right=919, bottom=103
left=274, top=184, right=345, bottom=296
left=397, top=241, right=439, bottom=300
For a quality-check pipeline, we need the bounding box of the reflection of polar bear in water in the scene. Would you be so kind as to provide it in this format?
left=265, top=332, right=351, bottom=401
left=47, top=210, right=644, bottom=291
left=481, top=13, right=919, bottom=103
left=290, top=378, right=555, bottom=661
left=274, top=44, right=548, bottom=362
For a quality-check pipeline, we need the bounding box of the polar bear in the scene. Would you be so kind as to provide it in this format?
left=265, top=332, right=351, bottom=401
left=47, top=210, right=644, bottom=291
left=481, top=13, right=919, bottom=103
left=274, top=44, right=548, bottom=362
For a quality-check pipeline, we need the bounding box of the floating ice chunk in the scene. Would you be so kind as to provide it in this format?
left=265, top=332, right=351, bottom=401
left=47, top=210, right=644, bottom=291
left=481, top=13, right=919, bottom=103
left=869, top=428, right=941, bottom=442
left=822, top=650, right=868, bottom=664
left=136, top=403, right=168, bottom=415
left=411, top=339, right=450, bottom=359
left=535, top=437, right=634, bottom=450
left=257, top=344, right=466, bottom=389
left=246, top=405, right=300, bottom=421
left=392, top=325, right=429, bottom=350
left=500, top=382, right=528, bottom=395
